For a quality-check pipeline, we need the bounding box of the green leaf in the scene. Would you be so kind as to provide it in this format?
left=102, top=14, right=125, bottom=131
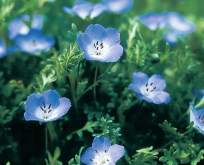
left=130, top=146, right=158, bottom=165
left=159, top=147, right=178, bottom=165
left=158, top=120, right=183, bottom=140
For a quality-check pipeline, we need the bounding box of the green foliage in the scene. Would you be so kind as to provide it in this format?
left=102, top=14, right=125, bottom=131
left=0, top=106, right=17, bottom=125
left=35, top=70, right=57, bottom=93
left=46, top=147, right=62, bottom=165
left=158, top=120, right=184, bottom=140
left=160, top=140, right=204, bottom=165
left=67, top=121, right=99, bottom=141
left=126, top=24, right=148, bottom=67
left=68, top=147, right=84, bottom=165
left=60, top=42, right=84, bottom=75
left=130, top=146, right=158, bottom=165
left=160, top=147, right=179, bottom=165
left=93, top=115, right=121, bottom=144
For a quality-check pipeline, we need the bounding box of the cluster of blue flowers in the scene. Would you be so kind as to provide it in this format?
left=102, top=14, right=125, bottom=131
left=0, top=14, right=55, bottom=57
left=10, top=0, right=201, bottom=164
left=63, top=0, right=134, bottom=19
left=138, top=12, right=196, bottom=45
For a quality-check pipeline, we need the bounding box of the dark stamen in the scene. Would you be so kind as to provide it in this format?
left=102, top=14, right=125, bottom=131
left=199, top=115, right=201, bottom=119
left=95, top=150, right=98, bottom=154
left=96, top=41, right=98, bottom=45
left=96, top=47, right=99, bottom=50
left=105, top=150, right=106, bottom=153
left=40, top=107, right=43, bottom=110
left=154, top=87, right=156, bottom=89
left=48, top=104, right=51, bottom=109
left=146, top=83, right=148, bottom=87
left=43, top=102, right=46, bottom=108
left=100, top=43, right=103, bottom=46
left=146, top=88, right=148, bottom=92
left=48, top=110, right=51, bottom=113
left=150, top=83, right=153, bottom=85
left=90, top=159, right=93, bottom=161
left=93, top=43, right=96, bottom=48
left=101, top=46, right=104, bottom=49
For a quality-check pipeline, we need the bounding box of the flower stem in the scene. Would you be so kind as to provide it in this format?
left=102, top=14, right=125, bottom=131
left=93, top=61, right=99, bottom=102
left=77, top=62, right=81, bottom=94
left=45, top=123, right=48, bottom=151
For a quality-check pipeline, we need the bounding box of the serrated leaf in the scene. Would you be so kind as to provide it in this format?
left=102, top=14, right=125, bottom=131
left=158, top=120, right=183, bottom=139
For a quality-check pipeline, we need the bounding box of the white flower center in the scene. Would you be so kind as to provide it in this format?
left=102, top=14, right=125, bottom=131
left=40, top=102, right=52, bottom=119
left=91, top=41, right=104, bottom=56
left=142, top=82, right=156, bottom=96
left=90, top=150, right=110, bottom=165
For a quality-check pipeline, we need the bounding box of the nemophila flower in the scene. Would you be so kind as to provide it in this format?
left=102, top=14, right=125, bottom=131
left=138, top=12, right=168, bottom=30
left=129, top=72, right=170, bottom=104
left=190, top=102, right=204, bottom=134
left=9, top=14, right=44, bottom=39
left=193, top=88, right=204, bottom=100
left=77, top=24, right=123, bottom=62
left=63, top=1, right=107, bottom=19
left=0, top=38, right=7, bottom=58
left=103, top=0, right=134, bottom=13
left=81, top=136, right=124, bottom=165
left=14, top=29, right=55, bottom=55
left=24, top=90, right=71, bottom=123
left=138, top=12, right=195, bottom=45
left=167, top=12, right=195, bottom=33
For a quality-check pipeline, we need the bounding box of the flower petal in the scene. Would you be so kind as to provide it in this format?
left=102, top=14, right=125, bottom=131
left=85, top=24, right=105, bottom=42
left=167, top=12, right=196, bottom=34
left=24, top=93, right=45, bottom=119
left=72, top=1, right=93, bottom=19
left=8, top=18, right=29, bottom=39
left=129, top=83, right=142, bottom=94
left=148, top=74, right=166, bottom=91
left=102, top=28, right=120, bottom=48
left=104, top=0, right=134, bottom=13
left=0, top=38, right=7, bottom=58
left=31, top=14, right=44, bottom=30
left=108, top=144, right=124, bottom=163
left=137, top=93, right=153, bottom=103
left=90, top=3, right=107, bottom=19
left=77, top=33, right=92, bottom=52
left=62, top=6, right=74, bottom=14
left=81, top=147, right=95, bottom=165
left=48, top=98, right=71, bottom=121
left=150, top=91, right=170, bottom=104
left=190, top=108, right=204, bottom=134
left=132, top=72, right=149, bottom=89
left=102, top=44, right=123, bottom=62
left=41, top=90, right=60, bottom=109
left=24, top=112, right=45, bottom=122
left=92, top=136, right=111, bottom=153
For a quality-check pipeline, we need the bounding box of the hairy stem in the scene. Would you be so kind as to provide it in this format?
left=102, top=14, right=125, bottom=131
left=93, top=61, right=99, bottom=102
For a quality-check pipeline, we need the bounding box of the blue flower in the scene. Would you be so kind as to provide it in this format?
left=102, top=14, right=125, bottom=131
left=192, top=88, right=204, bottom=100
left=138, top=12, right=195, bottom=45
left=9, top=14, right=44, bottom=39
left=14, top=29, right=55, bottom=55
left=63, top=1, right=107, bottom=19
left=103, top=0, right=134, bottom=13
left=81, top=136, right=124, bottom=165
left=24, top=90, right=71, bottom=123
left=138, top=12, right=168, bottom=30
left=190, top=102, right=204, bottom=134
left=77, top=24, right=123, bottom=62
left=129, top=72, right=170, bottom=104
left=0, top=38, right=7, bottom=58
